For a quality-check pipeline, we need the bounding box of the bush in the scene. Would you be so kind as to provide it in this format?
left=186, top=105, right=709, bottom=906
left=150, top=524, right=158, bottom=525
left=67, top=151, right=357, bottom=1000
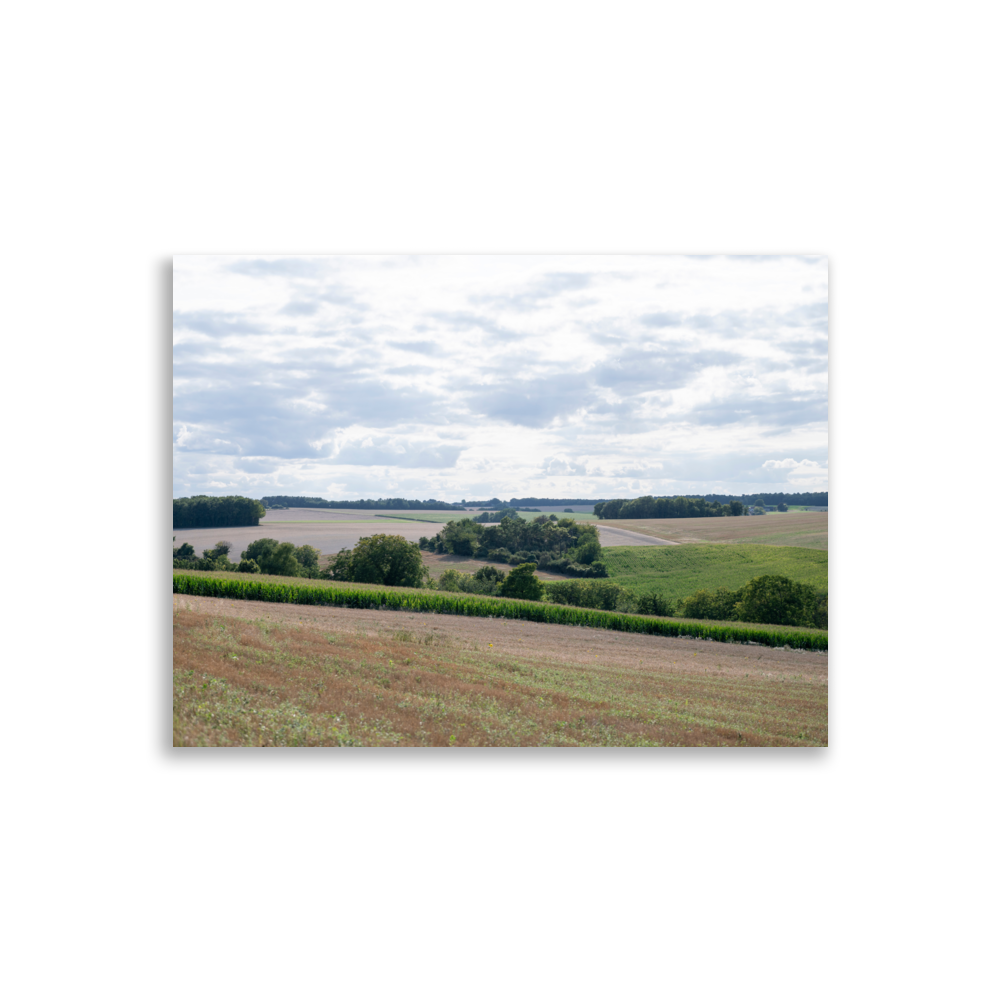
left=677, top=587, right=738, bottom=621
left=499, top=563, right=543, bottom=601
left=733, top=575, right=819, bottom=628
left=237, top=559, right=260, bottom=573
left=241, top=538, right=302, bottom=577
left=323, top=534, right=427, bottom=588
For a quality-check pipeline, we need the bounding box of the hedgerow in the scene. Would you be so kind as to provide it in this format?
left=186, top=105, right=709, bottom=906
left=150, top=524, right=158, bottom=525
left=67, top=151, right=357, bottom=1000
left=173, top=573, right=827, bottom=650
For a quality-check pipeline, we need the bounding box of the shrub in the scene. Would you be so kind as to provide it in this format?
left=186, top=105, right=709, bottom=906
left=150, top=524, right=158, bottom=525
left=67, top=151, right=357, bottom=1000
left=499, top=563, right=543, bottom=601
left=325, top=533, right=427, bottom=588
left=237, top=559, right=260, bottom=573
left=677, top=587, right=738, bottom=621
left=733, top=575, right=819, bottom=628
left=241, top=538, right=302, bottom=577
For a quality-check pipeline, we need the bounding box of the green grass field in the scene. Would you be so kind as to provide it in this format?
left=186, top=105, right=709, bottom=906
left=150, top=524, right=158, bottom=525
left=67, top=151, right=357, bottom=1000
left=602, top=544, right=828, bottom=602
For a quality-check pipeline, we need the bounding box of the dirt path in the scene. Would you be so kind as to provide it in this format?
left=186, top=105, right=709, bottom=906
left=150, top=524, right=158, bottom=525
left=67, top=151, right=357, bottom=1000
left=173, top=594, right=827, bottom=683
left=596, top=525, right=679, bottom=547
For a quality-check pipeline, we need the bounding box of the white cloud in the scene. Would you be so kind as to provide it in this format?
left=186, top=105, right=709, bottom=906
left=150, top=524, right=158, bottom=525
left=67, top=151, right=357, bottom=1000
left=173, top=255, right=828, bottom=499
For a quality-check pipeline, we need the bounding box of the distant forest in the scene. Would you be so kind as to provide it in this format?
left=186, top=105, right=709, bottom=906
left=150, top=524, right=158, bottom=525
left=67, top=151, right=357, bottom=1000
left=596, top=492, right=828, bottom=520
left=701, top=492, right=828, bottom=506
left=471, top=497, right=610, bottom=507
left=260, top=495, right=466, bottom=511
left=173, top=495, right=266, bottom=529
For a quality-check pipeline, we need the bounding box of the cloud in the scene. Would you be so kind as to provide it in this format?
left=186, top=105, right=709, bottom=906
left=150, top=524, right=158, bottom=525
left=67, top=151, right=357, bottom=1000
left=174, top=255, right=827, bottom=499
left=174, top=309, right=271, bottom=338
left=467, top=372, right=594, bottom=427
left=227, top=257, right=330, bottom=279
left=470, top=271, right=594, bottom=312
left=386, top=340, right=442, bottom=355
left=685, top=391, right=827, bottom=428
left=640, top=312, right=684, bottom=328
left=541, top=456, right=588, bottom=476
left=333, top=438, right=463, bottom=468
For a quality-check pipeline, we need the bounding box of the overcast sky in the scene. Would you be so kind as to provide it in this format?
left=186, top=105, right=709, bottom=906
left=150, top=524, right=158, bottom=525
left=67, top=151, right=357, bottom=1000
left=173, top=255, right=827, bottom=501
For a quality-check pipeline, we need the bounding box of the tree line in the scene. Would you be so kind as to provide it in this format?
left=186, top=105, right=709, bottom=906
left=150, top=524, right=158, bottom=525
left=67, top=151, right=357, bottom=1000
left=596, top=496, right=736, bottom=519
left=701, top=492, right=828, bottom=506
left=260, top=495, right=466, bottom=510
left=173, top=495, right=266, bottom=529
left=468, top=496, right=610, bottom=507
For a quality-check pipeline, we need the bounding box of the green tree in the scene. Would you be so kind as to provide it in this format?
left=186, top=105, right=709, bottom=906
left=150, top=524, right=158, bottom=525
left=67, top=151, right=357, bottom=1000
left=729, top=501, right=744, bottom=517
left=440, top=518, right=483, bottom=556
left=347, top=534, right=427, bottom=587
left=241, top=538, right=302, bottom=577
left=733, top=575, right=818, bottom=627
left=499, top=563, right=543, bottom=601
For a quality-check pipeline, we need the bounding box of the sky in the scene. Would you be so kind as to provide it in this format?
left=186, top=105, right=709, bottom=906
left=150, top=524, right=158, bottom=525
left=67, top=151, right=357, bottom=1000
left=173, top=255, right=828, bottom=502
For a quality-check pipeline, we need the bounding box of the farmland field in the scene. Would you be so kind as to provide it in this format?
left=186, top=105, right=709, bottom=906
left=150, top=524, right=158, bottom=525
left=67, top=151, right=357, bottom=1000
left=606, top=511, right=828, bottom=549
left=172, top=507, right=450, bottom=561
left=603, top=544, right=828, bottom=603
left=173, top=593, right=828, bottom=747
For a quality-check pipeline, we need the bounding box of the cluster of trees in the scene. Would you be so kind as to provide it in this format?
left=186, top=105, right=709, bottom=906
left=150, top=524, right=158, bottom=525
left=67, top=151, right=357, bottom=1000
left=676, top=575, right=828, bottom=629
left=419, top=515, right=608, bottom=577
left=173, top=537, right=323, bottom=576
left=260, top=496, right=465, bottom=510
left=472, top=507, right=525, bottom=522
left=596, top=496, right=737, bottom=519
left=324, top=534, right=427, bottom=588
left=173, top=496, right=266, bottom=529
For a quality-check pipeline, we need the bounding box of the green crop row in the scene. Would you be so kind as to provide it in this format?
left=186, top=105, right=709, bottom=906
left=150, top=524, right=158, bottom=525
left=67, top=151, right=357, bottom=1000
left=173, top=573, right=827, bottom=650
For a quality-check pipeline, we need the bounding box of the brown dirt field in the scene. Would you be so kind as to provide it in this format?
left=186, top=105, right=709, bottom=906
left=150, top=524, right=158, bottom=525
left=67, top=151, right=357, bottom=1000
left=171, top=517, right=446, bottom=562
left=173, top=594, right=827, bottom=680
left=609, top=512, right=828, bottom=548
left=173, top=595, right=827, bottom=747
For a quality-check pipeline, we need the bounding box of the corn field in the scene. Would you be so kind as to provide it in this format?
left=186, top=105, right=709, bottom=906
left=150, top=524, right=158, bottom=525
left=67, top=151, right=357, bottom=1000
left=173, top=573, right=828, bottom=650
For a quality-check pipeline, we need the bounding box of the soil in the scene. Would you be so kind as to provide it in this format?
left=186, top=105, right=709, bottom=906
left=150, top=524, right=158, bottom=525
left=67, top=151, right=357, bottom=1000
left=173, top=594, right=828, bottom=684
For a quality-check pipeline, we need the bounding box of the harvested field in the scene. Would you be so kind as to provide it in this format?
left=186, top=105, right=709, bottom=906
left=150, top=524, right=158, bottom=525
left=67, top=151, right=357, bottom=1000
left=596, top=525, right=678, bottom=547
left=172, top=507, right=447, bottom=561
left=173, top=594, right=828, bottom=748
left=607, top=511, right=828, bottom=549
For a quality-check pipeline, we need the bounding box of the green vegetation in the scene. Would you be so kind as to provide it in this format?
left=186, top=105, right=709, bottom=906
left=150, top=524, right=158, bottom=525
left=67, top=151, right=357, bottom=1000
left=500, top=563, right=545, bottom=601
left=544, top=579, right=674, bottom=616
left=173, top=495, right=266, bottom=529
left=602, top=544, right=827, bottom=603
left=437, top=564, right=507, bottom=596
left=324, top=533, right=427, bottom=588
left=420, top=515, right=609, bottom=577
left=596, top=495, right=735, bottom=519
left=173, top=572, right=827, bottom=650
left=677, top=576, right=827, bottom=629
left=260, top=495, right=465, bottom=511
